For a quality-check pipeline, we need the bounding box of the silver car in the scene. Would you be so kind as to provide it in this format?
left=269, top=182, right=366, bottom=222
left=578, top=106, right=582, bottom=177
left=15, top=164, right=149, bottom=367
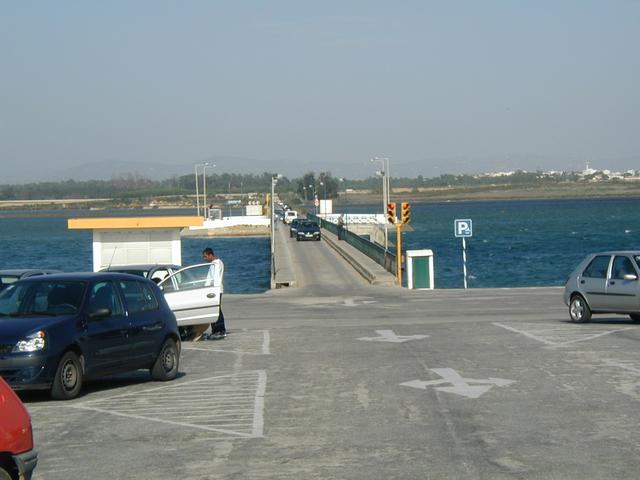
left=563, top=251, right=640, bottom=323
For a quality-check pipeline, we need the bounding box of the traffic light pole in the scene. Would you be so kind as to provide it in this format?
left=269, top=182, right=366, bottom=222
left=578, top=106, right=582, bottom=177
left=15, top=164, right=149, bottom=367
left=395, top=223, right=403, bottom=285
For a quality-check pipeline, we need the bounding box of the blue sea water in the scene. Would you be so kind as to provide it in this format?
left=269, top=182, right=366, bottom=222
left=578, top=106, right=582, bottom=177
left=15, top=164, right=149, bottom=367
left=0, top=209, right=270, bottom=294
left=0, top=198, right=638, bottom=291
left=344, top=197, right=640, bottom=289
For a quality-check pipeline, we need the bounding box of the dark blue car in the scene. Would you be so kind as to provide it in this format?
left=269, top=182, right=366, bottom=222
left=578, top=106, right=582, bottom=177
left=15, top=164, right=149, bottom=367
left=0, top=272, right=180, bottom=400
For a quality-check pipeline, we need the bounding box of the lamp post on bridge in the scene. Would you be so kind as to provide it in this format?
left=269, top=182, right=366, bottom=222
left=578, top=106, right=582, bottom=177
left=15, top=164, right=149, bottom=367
left=308, top=184, right=317, bottom=216
left=271, top=174, right=281, bottom=256
left=339, top=177, right=348, bottom=232
left=194, top=162, right=210, bottom=217
left=202, top=163, right=215, bottom=219
left=371, top=157, right=390, bottom=250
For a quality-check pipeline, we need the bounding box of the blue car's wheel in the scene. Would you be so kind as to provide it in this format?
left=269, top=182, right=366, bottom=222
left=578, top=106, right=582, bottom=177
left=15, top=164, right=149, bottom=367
left=151, top=338, right=179, bottom=381
left=51, top=351, right=83, bottom=400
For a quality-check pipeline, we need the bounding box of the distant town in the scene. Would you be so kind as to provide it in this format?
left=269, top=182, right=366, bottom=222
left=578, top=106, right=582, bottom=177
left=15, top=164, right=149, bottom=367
left=477, top=163, right=640, bottom=182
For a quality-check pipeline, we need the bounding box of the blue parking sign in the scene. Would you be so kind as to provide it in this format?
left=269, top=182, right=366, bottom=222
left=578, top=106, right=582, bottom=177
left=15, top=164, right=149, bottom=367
left=454, top=219, right=472, bottom=237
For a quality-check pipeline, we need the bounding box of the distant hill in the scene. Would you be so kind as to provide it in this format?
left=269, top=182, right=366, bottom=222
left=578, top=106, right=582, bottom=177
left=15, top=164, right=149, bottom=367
left=6, top=156, right=280, bottom=184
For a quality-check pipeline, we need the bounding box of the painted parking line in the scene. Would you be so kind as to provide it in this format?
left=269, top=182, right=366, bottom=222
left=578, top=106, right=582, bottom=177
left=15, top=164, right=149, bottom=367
left=67, top=370, right=267, bottom=438
left=602, top=359, right=640, bottom=375
left=493, top=322, right=637, bottom=347
left=183, top=329, right=271, bottom=355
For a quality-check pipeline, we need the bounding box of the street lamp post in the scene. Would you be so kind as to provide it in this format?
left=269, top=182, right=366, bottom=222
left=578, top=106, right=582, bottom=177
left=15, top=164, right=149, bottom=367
left=202, top=163, right=213, bottom=218
left=195, top=164, right=200, bottom=216
left=308, top=184, right=317, bottom=215
left=371, top=157, right=390, bottom=250
left=339, top=177, right=348, bottom=231
left=194, top=162, right=210, bottom=216
left=271, top=174, right=281, bottom=256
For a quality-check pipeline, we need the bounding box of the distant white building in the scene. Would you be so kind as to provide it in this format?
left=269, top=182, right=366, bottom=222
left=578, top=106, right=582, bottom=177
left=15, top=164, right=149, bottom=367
left=582, top=162, right=597, bottom=176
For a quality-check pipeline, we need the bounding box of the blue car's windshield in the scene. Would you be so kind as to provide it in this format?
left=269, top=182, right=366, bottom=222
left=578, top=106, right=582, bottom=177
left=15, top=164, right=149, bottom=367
left=0, top=280, right=86, bottom=316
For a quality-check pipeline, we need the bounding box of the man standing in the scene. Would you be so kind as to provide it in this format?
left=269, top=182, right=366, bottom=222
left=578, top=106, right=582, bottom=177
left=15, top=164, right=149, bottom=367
left=202, top=247, right=227, bottom=339
left=337, top=214, right=345, bottom=240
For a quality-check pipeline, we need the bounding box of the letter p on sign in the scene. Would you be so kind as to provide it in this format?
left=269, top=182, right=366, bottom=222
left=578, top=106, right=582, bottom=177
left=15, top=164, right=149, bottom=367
left=455, top=219, right=472, bottom=237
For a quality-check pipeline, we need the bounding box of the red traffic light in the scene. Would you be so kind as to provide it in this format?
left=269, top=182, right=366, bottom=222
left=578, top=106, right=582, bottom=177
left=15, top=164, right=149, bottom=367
left=386, top=202, right=396, bottom=224
left=401, top=202, right=411, bottom=224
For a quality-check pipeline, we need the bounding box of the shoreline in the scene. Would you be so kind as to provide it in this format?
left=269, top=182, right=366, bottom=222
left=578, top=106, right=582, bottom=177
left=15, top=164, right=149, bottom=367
left=2, top=185, right=640, bottom=213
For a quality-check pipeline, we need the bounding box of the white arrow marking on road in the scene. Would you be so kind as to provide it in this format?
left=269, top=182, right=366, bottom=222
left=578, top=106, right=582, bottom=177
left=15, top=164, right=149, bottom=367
left=400, top=368, right=515, bottom=399
left=357, top=329, right=429, bottom=343
left=344, top=298, right=377, bottom=307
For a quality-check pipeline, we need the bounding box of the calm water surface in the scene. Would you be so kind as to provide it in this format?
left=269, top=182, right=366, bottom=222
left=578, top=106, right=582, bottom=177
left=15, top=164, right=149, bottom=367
left=344, top=197, right=640, bottom=289
left=1, top=198, right=638, bottom=291
left=0, top=208, right=270, bottom=293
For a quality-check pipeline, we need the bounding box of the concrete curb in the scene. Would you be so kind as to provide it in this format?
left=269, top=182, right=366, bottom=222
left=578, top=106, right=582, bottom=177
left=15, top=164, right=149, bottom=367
left=322, top=229, right=397, bottom=287
left=272, top=222, right=296, bottom=288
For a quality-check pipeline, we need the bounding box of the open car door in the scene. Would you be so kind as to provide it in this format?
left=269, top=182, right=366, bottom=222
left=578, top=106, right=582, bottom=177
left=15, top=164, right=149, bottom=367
left=158, top=263, right=221, bottom=327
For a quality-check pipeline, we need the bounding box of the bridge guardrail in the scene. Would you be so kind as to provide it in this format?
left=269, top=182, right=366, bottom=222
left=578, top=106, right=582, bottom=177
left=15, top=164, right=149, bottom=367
left=310, top=214, right=396, bottom=274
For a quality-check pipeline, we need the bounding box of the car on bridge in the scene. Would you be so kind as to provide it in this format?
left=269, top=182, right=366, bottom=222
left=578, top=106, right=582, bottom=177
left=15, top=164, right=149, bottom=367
left=0, top=272, right=181, bottom=400
left=283, top=210, right=298, bottom=224
left=296, top=221, right=321, bottom=241
left=289, top=218, right=302, bottom=238
left=564, top=251, right=640, bottom=323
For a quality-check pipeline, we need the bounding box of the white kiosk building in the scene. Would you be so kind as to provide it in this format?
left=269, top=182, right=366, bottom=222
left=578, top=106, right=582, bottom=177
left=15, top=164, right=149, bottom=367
left=68, top=216, right=203, bottom=271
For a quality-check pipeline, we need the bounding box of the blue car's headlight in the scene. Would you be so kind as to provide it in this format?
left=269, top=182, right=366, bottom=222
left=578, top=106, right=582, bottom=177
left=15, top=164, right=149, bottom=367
left=13, top=330, right=46, bottom=353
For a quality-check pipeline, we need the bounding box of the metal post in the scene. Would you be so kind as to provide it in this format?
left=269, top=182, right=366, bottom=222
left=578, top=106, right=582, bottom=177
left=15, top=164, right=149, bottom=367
left=271, top=177, right=276, bottom=256
left=202, top=164, right=209, bottom=219
left=345, top=186, right=348, bottom=232
left=385, top=157, right=391, bottom=208
left=462, top=237, right=468, bottom=289
left=396, top=223, right=402, bottom=285
left=194, top=164, right=200, bottom=216
left=383, top=170, right=388, bottom=251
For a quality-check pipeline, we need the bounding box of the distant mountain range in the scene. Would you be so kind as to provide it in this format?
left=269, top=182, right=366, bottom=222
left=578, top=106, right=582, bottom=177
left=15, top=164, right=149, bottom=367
left=3, top=156, right=372, bottom=184
left=4, top=156, right=287, bottom=184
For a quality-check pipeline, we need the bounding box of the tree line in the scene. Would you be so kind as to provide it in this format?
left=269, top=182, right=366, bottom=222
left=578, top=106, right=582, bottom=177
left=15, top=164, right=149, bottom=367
left=0, top=170, right=592, bottom=201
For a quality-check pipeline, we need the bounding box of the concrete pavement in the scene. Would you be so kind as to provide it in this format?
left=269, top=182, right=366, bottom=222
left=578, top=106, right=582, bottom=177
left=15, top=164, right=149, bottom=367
left=23, top=285, right=640, bottom=479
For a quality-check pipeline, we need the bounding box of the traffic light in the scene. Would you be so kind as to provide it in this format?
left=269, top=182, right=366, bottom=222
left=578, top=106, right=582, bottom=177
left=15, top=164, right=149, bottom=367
left=401, top=202, right=411, bottom=224
left=386, top=202, right=396, bottom=224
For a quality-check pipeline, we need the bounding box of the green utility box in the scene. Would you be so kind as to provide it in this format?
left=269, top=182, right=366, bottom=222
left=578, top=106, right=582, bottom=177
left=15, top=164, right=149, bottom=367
left=407, top=249, right=434, bottom=290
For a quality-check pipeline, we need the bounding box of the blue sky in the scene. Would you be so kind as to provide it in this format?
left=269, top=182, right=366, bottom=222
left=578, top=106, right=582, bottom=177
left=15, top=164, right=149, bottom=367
left=1, top=1, right=639, bottom=182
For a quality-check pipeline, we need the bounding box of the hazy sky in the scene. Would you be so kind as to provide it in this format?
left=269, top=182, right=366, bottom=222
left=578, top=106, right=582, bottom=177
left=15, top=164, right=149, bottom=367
left=1, top=1, right=639, bottom=182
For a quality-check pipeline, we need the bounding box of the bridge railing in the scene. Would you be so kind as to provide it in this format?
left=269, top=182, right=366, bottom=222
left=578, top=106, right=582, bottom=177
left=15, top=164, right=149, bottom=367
left=320, top=213, right=386, bottom=225
left=309, top=214, right=396, bottom=274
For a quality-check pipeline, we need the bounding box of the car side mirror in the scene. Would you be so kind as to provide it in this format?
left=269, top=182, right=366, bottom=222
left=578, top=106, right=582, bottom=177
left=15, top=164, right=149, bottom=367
left=624, top=274, right=638, bottom=281
left=89, top=308, right=111, bottom=319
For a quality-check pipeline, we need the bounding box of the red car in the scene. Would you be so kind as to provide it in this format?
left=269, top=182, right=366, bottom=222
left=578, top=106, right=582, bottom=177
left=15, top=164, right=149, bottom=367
left=0, top=377, right=37, bottom=480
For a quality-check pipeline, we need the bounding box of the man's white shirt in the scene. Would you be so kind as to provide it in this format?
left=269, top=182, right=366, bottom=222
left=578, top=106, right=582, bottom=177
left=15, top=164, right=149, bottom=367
left=206, top=258, right=224, bottom=292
